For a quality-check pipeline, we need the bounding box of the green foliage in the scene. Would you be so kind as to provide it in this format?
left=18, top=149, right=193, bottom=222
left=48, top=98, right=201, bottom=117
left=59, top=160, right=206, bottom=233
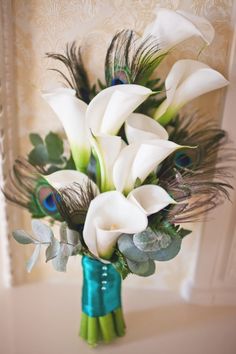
left=45, top=132, right=64, bottom=162
left=112, top=250, right=130, bottom=280
left=12, top=230, right=36, bottom=244
left=13, top=220, right=82, bottom=273
left=148, top=238, right=182, bottom=261
left=29, top=133, right=44, bottom=146
left=149, top=218, right=192, bottom=240
left=116, top=219, right=192, bottom=275
left=28, top=131, right=75, bottom=172
left=134, top=177, right=142, bottom=189
left=26, top=245, right=41, bottom=272
left=118, top=234, right=149, bottom=262
left=126, top=259, right=156, bottom=277
left=133, top=228, right=172, bottom=252
left=142, top=172, right=159, bottom=186
left=28, top=144, right=49, bottom=166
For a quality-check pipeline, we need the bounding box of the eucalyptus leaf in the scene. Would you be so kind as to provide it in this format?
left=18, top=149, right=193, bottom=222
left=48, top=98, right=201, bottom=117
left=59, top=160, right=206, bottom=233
left=133, top=228, right=172, bottom=252
left=45, top=132, right=64, bottom=161
left=118, top=234, right=149, bottom=262
left=52, top=254, right=69, bottom=272
left=51, top=243, right=73, bottom=272
left=26, top=244, right=41, bottom=272
left=60, top=243, right=74, bottom=257
left=149, top=237, right=182, bottom=261
left=66, top=228, right=80, bottom=246
left=29, top=133, right=44, bottom=147
left=12, top=230, right=36, bottom=244
left=127, top=259, right=156, bottom=277
left=28, top=144, right=49, bottom=166
left=46, top=238, right=60, bottom=262
left=60, top=222, right=68, bottom=243
left=72, top=243, right=82, bottom=255
left=31, top=220, right=53, bottom=243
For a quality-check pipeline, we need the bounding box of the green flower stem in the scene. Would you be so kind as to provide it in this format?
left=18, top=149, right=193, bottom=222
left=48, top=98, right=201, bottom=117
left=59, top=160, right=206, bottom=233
left=99, top=312, right=116, bottom=343
left=154, top=106, right=178, bottom=126
left=88, top=316, right=99, bottom=346
left=113, top=308, right=126, bottom=336
left=79, top=312, right=88, bottom=340
left=79, top=308, right=126, bottom=346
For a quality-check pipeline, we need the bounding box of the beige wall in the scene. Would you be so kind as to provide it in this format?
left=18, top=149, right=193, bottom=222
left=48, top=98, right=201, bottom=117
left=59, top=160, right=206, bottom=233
left=10, top=0, right=233, bottom=287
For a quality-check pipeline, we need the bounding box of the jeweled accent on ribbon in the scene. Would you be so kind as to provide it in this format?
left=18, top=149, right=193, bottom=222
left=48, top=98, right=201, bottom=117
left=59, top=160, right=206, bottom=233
left=82, top=256, right=122, bottom=317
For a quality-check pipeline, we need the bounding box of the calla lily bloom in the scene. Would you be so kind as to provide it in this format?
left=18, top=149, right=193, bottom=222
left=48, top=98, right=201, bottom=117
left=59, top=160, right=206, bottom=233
left=92, top=114, right=170, bottom=192
left=42, top=88, right=91, bottom=172
left=87, top=84, right=152, bottom=135
left=154, top=59, right=228, bottom=125
left=143, top=8, right=214, bottom=51
left=113, top=139, right=182, bottom=194
left=125, top=113, right=169, bottom=144
left=83, top=191, right=148, bottom=259
left=42, top=85, right=152, bottom=173
left=127, top=185, right=176, bottom=216
left=44, top=169, right=99, bottom=195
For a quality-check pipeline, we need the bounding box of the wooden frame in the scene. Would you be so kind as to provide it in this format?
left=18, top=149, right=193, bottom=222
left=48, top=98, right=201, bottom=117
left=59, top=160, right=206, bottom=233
left=181, top=2, right=236, bottom=305
left=0, top=0, right=24, bottom=287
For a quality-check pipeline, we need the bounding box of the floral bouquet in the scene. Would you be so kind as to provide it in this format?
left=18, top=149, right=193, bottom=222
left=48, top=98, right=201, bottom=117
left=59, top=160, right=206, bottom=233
left=4, top=8, right=233, bottom=347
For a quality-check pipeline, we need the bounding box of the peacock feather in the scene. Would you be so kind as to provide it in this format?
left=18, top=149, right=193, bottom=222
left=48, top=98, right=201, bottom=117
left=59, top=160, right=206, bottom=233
left=105, top=30, right=165, bottom=87
left=46, top=43, right=92, bottom=103
left=156, top=114, right=235, bottom=223
left=3, top=158, right=61, bottom=220
left=52, top=181, right=97, bottom=231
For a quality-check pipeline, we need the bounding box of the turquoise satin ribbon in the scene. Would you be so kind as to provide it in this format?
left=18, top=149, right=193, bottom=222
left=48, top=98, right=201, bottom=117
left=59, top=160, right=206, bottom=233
left=82, top=256, right=122, bottom=317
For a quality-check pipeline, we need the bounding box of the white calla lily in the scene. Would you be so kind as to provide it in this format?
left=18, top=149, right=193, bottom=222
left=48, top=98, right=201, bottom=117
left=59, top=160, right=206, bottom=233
left=42, top=88, right=90, bottom=172
left=91, top=134, right=125, bottom=192
left=44, top=169, right=99, bottom=195
left=144, top=8, right=214, bottom=51
left=125, top=113, right=168, bottom=144
left=87, top=84, right=152, bottom=135
left=113, top=139, right=182, bottom=193
left=83, top=191, right=148, bottom=259
left=128, top=185, right=176, bottom=216
left=154, top=59, right=228, bottom=125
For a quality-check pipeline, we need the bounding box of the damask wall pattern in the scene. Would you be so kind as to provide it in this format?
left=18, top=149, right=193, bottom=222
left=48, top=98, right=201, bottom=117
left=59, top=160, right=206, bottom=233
left=11, top=0, right=233, bottom=287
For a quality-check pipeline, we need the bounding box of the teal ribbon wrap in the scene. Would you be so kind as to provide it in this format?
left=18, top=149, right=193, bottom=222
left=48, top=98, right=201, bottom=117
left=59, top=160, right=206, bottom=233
left=82, top=256, right=122, bottom=317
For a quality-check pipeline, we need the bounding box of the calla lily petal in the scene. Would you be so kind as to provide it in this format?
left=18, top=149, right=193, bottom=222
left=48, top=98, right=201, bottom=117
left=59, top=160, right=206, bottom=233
left=125, top=113, right=168, bottom=143
left=177, top=10, right=215, bottom=45
left=128, top=185, right=176, bottom=216
left=42, top=88, right=90, bottom=172
left=91, top=134, right=124, bottom=192
left=132, top=140, right=182, bottom=185
left=154, top=59, right=228, bottom=125
left=44, top=170, right=99, bottom=195
left=113, top=139, right=182, bottom=193
left=87, top=84, right=152, bottom=135
left=83, top=191, right=148, bottom=259
left=113, top=144, right=138, bottom=193
left=144, top=8, right=214, bottom=51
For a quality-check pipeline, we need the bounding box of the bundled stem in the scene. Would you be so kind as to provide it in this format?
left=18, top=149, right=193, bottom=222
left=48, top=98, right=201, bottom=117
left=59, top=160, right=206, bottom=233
left=79, top=308, right=126, bottom=346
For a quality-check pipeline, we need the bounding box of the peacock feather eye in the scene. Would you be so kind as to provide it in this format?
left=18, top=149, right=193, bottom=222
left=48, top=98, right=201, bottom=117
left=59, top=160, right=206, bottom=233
left=42, top=192, right=57, bottom=213
left=111, top=69, right=130, bottom=86
left=35, top=182, right=61, bottom=220
left=174, top=151, right=193, bottom=168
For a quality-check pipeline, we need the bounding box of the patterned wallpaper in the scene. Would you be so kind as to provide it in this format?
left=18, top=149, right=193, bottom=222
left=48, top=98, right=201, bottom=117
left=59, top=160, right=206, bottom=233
left=11, top=0, right=233, bottom=287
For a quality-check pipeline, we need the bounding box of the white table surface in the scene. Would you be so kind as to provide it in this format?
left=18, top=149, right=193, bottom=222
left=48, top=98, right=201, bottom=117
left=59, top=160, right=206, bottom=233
left=0, top=282, right=236, bottom=354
